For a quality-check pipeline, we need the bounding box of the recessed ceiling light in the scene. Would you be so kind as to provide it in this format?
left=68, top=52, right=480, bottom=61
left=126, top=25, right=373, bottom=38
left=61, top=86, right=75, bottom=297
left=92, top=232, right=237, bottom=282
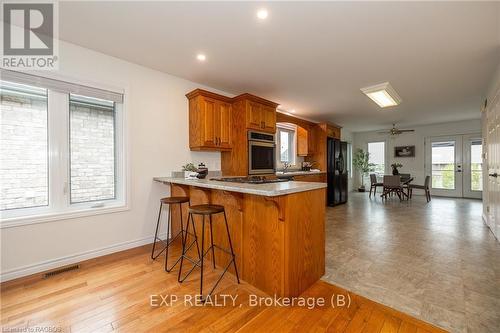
left=290, top=109, right=296, bottom=113
left=360, top=82, right=401, bottom=108
left=196, top=54, right=206, bottom=61
left=257, top=9, right=268, bottom=19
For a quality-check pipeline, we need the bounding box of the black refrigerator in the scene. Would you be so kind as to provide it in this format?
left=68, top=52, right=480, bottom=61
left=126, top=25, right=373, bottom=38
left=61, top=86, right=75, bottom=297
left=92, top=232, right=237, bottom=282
left=327, top=138, right=348, bottom=206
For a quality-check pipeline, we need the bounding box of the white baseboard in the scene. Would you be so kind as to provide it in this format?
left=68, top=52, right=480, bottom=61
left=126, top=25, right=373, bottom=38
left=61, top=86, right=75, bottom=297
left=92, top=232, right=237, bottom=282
left=482, top=212, right=489, bottom=226
left=0, top=235, right=156, bottom=282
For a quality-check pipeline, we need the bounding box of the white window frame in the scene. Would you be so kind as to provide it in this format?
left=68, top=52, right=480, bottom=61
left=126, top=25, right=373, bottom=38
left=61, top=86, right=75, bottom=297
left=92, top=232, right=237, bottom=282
left=347, top=142, right=353, bottom=178
left=276, top=124, right=297, bottom=167
left=0, top=73, right=129, bottom=228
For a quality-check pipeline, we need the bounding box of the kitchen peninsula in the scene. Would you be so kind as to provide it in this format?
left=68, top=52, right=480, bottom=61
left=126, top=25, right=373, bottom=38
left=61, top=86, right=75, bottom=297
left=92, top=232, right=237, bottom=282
left=154, top=177, right=326, bottom=297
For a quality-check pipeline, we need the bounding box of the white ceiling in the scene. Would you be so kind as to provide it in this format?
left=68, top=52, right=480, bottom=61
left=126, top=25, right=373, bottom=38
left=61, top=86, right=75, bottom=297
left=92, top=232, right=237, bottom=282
left=59, top=1, right=500, bottom=132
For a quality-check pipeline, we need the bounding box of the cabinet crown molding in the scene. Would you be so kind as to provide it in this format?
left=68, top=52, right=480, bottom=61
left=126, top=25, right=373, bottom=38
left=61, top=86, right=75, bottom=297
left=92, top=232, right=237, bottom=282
left=185, top=88, right=233, bottom=103
left=232, top=93, right=280, bottom=108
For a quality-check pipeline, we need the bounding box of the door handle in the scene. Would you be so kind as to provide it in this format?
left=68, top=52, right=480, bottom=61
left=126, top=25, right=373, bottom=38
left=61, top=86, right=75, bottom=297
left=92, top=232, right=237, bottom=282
left=489, top=173, right=498, bottom=178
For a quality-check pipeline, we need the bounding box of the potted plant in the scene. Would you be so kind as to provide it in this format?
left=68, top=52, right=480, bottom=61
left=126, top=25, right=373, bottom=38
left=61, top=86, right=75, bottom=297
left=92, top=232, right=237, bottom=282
left=352, top=149, right=375, bottom=192
left=391, top=163, right=403, bottom=175
left=182, top=163, right=198, bottom=179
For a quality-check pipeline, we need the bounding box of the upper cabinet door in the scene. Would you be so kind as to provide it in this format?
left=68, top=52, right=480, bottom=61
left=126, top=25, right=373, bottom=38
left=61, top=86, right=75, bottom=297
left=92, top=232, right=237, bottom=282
left=297, top=126, right=308, bottom=156
left=261, top=106, right=276, bottom=133
left=307, top=125, right=316, bottom=154
left=201, top=96, right=217, bottom=146
left=217, top=101, right=232, bottom=148
left=187, top=90, right=233, bottom=151
left=327, top=126, right=341, bottom=139
left=246, top=101, right=262, bottom=130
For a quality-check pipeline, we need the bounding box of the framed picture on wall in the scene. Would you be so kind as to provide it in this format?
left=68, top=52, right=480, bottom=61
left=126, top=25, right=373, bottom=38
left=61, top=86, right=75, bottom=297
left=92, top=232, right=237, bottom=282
left=394, top=146, right=415, bottom=157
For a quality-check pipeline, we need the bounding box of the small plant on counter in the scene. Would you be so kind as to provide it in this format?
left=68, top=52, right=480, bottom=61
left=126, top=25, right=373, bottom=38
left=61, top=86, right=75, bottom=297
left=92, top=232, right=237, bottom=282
left=352, top=149, right=375, bottom=192
left=182, top=163, right=197, bottom=172
left=182, top=163, right=198, bottom=179
left=302, top=161, right=315, bottom=171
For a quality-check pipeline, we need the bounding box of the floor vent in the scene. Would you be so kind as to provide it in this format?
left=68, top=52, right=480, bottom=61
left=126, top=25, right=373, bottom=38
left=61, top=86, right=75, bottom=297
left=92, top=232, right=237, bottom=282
left=43, top=264, right=80, bottom=278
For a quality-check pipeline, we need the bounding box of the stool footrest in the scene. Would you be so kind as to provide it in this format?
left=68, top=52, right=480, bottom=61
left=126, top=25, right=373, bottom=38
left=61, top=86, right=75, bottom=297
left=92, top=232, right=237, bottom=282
left=178, top=245, right=236, bottom=283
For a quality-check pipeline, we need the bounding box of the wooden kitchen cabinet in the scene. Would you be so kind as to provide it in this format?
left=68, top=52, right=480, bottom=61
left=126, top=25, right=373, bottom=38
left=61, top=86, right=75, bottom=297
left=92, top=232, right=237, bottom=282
left=293, top=173, right=327, bottom=183
left=186, top=89, right=233, bottom=151
left=327, top=125, right=341, bottom=139
left=307, top=124, right=317, bottom=154
left=237, top=94, right=277, bottom=133
left=247, top=101, right=263, bottom=130
left=297, top=126, right=308, bottom=156
left=261, top=105, right=277, bottom=132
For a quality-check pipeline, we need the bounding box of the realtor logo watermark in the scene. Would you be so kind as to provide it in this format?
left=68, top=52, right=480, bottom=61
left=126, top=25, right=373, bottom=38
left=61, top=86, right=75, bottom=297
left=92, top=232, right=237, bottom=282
left=1, top=1, right=59, bottom=70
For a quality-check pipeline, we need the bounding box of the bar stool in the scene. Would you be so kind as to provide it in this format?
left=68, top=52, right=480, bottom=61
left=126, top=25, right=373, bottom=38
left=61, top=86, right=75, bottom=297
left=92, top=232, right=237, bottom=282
left=177, top=204, right=240, bottom=301
left=151, top=196, right=200, bottom=272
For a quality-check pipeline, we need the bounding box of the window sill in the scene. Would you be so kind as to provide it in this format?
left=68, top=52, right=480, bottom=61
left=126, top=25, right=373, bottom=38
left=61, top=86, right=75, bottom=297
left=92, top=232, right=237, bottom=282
left=0, top=204, right=130, bottom=229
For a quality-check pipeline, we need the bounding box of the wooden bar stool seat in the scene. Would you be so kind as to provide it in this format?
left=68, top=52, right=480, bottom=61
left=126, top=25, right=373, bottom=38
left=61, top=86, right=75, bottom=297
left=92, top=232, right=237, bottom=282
left=151, top=196, right=200, bottom=273
left=188, top=204, right=224, bottom=215
left=161, top=196, right=190, bottom=204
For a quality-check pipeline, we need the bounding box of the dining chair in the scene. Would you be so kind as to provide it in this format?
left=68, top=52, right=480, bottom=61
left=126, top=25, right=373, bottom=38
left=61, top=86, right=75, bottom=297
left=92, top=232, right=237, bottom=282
left=382, top=175, right=408, bottom=201
left=369, top=174, right=383, bottom=198
left=399, top=173, right=412, bottom=196
left=409, top=176, right=432, bottom=202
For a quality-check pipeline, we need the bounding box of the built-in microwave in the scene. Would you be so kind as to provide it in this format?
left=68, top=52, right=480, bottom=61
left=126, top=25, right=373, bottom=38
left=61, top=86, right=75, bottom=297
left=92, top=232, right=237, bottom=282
left=248, top=131, right=276, bottom=175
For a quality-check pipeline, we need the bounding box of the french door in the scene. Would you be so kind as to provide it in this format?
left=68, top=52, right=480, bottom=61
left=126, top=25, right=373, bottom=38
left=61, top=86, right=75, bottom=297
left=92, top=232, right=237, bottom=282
left=425, top=134, right=482, bottom=198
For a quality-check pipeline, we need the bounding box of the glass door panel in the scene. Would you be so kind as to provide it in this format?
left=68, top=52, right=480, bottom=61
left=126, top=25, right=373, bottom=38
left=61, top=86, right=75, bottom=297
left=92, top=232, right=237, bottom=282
left=426, top=136, right=463, bottom=197
left=431, top=141, right=456, bottom=190
left=463, top=135, right=483, bottom=199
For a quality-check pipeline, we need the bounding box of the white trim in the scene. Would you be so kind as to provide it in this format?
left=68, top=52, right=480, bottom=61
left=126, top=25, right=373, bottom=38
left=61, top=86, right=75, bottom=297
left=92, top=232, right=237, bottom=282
left=0, top=73, right=130, bottom=224
left=0, top=235, right=152, bottom=282
left=0, top=203, right=129, bottom=229
left=482, top=212, right=489, bottom=225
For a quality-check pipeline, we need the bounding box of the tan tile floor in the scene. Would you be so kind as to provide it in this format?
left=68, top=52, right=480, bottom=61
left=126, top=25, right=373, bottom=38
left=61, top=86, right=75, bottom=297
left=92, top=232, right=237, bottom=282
left=322, top=192, right=500, bottom=333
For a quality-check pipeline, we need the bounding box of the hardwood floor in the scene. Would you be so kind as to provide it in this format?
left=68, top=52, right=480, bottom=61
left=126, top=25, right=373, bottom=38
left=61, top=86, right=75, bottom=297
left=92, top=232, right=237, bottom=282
left=1, top=244, right=447, bottom=333
left=323, top=193, right=500, bottom=333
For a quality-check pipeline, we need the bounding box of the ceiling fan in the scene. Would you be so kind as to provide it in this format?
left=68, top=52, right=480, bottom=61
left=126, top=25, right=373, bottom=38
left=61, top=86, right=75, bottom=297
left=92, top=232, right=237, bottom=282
left=378, top=124, right=415, bottom=136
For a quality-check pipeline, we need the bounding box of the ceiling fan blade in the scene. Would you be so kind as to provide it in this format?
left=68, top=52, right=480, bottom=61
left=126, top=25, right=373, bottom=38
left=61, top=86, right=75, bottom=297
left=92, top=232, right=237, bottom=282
left=398, top=129, right=415, bottom=132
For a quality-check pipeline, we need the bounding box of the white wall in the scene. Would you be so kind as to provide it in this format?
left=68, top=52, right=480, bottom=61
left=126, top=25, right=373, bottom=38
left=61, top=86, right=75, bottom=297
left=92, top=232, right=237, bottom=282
left=352, top=120, right=482, bottom=189
left=0, top=40, right=231, bottom=280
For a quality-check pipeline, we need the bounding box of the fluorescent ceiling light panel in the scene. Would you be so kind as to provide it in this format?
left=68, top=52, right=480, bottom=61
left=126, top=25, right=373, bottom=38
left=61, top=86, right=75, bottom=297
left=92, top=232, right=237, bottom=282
left=361, top=82, right=401, bottom=108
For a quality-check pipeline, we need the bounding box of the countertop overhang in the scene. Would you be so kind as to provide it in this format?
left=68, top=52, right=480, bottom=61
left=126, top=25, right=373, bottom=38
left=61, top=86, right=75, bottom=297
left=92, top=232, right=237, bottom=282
left=153, top=177, right=327, bottom=197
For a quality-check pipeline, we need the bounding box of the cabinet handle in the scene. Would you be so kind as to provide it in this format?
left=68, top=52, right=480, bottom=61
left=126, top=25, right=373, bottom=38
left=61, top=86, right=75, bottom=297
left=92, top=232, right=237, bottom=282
left=489, top=173, right=498, bottom=178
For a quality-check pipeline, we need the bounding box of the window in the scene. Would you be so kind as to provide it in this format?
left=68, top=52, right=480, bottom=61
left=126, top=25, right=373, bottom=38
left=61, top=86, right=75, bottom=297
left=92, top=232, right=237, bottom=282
left=0, top=70, right=125, bottom=223
left=1, top=82, right=48, bottom=210
left=470, top=139, right=482, bottom=191
left=368, top=142, right=385, bottom=175
left=70, top=95, right=116, bottom=203
left=277, top=125, right=296, bottom=165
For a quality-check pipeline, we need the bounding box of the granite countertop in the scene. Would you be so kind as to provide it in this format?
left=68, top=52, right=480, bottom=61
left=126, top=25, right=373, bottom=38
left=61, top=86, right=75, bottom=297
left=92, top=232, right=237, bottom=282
left=153, top=177, right=327, bottom=197
left=275, top=170, right=326, bottom=176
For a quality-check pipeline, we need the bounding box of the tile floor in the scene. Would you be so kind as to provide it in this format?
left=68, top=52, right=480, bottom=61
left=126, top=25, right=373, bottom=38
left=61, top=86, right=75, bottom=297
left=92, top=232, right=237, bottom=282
left=322, top=192, right=500, bottom=333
